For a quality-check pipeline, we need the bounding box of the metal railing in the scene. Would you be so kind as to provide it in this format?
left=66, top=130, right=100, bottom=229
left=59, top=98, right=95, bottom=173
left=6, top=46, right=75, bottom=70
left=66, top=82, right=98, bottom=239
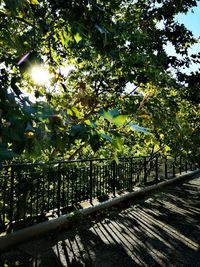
left=0, top=155, right=197, bottom=231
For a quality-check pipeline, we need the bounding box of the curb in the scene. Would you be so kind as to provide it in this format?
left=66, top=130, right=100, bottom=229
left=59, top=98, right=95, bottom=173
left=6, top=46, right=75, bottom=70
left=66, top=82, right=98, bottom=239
left=0, top=169, right=199, bottom=252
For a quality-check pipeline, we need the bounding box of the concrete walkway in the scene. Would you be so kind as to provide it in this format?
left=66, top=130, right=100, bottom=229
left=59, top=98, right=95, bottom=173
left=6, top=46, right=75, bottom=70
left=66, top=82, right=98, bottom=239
left=1, top=175, right=200, bottom=267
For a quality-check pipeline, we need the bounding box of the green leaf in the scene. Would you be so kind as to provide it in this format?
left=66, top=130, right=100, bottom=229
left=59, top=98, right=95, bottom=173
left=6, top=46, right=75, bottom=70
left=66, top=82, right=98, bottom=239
left=112, top=153, right=119, bottom=165
left=129, top=123, right=149, bottom=134
left=164, top=145, right=171, bottom=152
left=100, top=108, right=121, bottom=123
left=100, top=108, right=126, bottom=126
left=58, top=29, right=73, bottom=47
left=108, top=108, right=120, bottom=118
left=67, top=108, right=73, bottom=116
left=100, top=133, right=112, bottom=143
left=71, top=107, right=81, bottom=119
left=99, top=109, right=113, bottom=122
left=89, top=134, right=100, bottom=152
left=70, top=125, right=86, bottom=137
left=74, top=33, right=82, bottom=43
left=91, top=121, right=97, bottom=128
left=112, top=137, right=122, bottom=151
left=85, top=120, right=97, bottom=128
left=23, top=104, right=36, bottom=115
left=112, top=115, right=127, bottom=126
left=29, top=0, right=39, bottom=4
left=25, top=122, right=34, bottom=132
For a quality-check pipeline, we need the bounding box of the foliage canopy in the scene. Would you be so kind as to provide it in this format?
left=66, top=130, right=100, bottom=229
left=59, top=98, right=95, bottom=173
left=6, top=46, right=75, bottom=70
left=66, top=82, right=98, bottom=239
left=0, top=0, right=200, bottom=161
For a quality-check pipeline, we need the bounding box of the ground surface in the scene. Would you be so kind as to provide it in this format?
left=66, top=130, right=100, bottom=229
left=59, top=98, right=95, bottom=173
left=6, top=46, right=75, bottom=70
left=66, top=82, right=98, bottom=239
left=0, top=175, right=200, bottom=267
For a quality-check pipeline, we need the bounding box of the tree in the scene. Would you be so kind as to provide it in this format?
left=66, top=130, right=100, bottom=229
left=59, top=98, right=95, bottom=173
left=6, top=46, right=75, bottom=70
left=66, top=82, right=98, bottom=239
left=0, top=0, right=200, bottom=161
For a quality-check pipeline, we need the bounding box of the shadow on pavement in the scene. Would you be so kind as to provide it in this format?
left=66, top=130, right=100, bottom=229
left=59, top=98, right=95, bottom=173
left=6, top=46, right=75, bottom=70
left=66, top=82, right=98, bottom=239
left=0, top=176, right=199, bottom=267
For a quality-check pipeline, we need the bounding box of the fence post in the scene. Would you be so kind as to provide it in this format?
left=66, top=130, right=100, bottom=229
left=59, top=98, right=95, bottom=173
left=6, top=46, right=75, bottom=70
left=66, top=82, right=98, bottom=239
left=179, top=156, right=182, bottom=174
left=9, top=166, right=14, bottom=226
left=130, top=157, right=133, bottom=190
left=173, top=158, right=175, bottom=177
left=144, top=157, right=147, bottom=184
left=57, top=163, right=61, bottom=216
left=165, top=157, right=168, bottom=179
left=155, top=156, right=158, bottom=183
left=89, top=160, right=93, bottom=205
left=191, top=161, right=193, bottom=171
left=112, top=160, right=116, bottom=197
left=185, top=158, right=187, bottom=173
left=2, top=174, right=6, bottom=225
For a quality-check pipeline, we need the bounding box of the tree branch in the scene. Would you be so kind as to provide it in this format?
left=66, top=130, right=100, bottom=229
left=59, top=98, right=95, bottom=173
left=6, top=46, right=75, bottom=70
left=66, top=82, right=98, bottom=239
left=68, top=143, right=86, bottom=160
left=0, top=11, right=38, bottom=29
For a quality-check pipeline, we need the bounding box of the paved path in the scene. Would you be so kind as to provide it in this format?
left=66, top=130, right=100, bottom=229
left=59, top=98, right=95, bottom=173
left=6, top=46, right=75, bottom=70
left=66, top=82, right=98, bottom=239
left=1, top=175, right=200, bottom=267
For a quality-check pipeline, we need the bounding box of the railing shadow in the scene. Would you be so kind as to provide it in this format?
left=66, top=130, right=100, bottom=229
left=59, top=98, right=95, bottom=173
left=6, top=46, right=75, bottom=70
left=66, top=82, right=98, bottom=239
left=0, top=177, right=199, bottom=267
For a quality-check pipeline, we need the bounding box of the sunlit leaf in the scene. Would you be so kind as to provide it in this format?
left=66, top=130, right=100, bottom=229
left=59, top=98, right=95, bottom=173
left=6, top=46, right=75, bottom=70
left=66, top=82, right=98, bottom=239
left=165, top=145, right=171, bottom=151
left=28, top=0, right=39, bottom=4
left=112, top=153, right=119, bottom=165
left=99, top=108, right=113, bottom=122
left=67, top=109, right=73, bottom=116
left=100, top=108, right=123, bottom=125
left=85, top=119, right=91, bottom=126
left=112, top=115, right=127, bottom=126
left=112, top=137, right=122, bottom=151
left=71, top=107, right=81, bottom=119
left=74, top=33, right=82, bottom=43
left=138, top=114, right=151, bottom=121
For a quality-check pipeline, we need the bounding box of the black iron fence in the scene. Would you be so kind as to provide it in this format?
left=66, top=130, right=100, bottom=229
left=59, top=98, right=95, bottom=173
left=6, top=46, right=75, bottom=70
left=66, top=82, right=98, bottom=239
left=0, top=155, right=197, bottom=230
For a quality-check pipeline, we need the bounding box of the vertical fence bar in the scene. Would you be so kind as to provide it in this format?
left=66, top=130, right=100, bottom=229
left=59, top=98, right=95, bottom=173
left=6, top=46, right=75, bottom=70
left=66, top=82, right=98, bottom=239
left=57, top=163, right=61, bottom=216
left=90, top=160, right=93, bottom=205
left=173, top=158, right=175, bottom=177
left=66, top=167, right=70, bottom=207
left=47, top=172, right=50, bottom=211
left=37, top=166, right=43, bottom=220
left=155, top=156, right=158, bottom=183
left=30, top=176, right=33, bottom=219
left=185, top=158, right=187, bottom=173
left=112, top=160, right=116, bottom=197
left=9, top=167, right=14, bottom=226
left=2, top=172, right=7, bottom=225
left=62, top=170, right=65, bottom=208
left=130, top=157, right=133, bottom=190
left=164, top=157, right=168, bottom=179
left=74, top=167, right=78, bottom=203
left=96, top=165, right=99, bottom=198
left=143, top=157, right=147, bottom=184
left=53, top=168, right=56, bottom=209
left=179, top=156, right=182, bottom=174
left=190, top=157, right=193, bottom=171
left=36, top=170, right=39, bottom=220
left=23, top=173, right=27, bottom=220
left=42, top=173, right=45, bottom=213
left=103, top=164, right=106, bottom=195
left=16, top=171, right=20, bottom=221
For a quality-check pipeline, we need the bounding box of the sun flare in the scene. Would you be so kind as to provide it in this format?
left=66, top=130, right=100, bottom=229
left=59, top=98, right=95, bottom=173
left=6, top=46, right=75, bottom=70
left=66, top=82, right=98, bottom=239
left=30, top=65, right=51, bottom=85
